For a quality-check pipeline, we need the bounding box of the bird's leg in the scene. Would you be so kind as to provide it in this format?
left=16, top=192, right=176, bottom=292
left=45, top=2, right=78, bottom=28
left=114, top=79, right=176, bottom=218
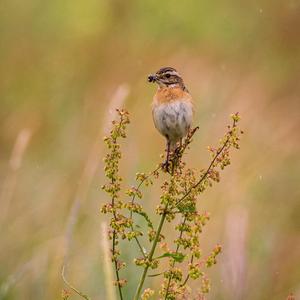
left=166, top=140, right=171, bottom=170
left=175, top=139, right=182, bottom=155
left=163, top=140, right=171, bottom=172
left=168, top=139, right=183, bottom=174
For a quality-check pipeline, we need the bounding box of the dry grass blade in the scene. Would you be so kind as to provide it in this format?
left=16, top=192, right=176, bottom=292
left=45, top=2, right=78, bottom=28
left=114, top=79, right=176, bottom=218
left=0, top=128, right=32, bottom=228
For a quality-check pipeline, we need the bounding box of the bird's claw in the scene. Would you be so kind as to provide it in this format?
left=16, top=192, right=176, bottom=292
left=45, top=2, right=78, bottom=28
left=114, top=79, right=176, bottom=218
left=174, top=146, right=181, bottom=157
left=162, top=160, right=170, bottom=173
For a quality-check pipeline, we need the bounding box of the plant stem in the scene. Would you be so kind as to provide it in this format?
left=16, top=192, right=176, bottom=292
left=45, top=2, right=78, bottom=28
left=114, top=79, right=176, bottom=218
left=133, top=128, right=199, bottom=299
left=112, top=230, right=123, bottom=300
left=61, top=265, right=91, bottom=300
left=111, top=178, right=124, bottom=300
left=129, top=165, right=161, bottom=259
left=164, top=217, right=187, bottom=299
left=130, top=165, right=162, bottom=221
left=133, top=209, right=168, bottom=300
left=176, top=119, right=236, bottom=207
left=180, top=255, right=194, bottom=287
left=176, top=140, right=229, bottom=207
left=133, top=235, right=146, bottom=258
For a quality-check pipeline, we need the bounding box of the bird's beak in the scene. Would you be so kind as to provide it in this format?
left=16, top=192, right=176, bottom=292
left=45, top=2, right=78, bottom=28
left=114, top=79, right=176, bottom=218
left=147, top=74, right=157, bottom=83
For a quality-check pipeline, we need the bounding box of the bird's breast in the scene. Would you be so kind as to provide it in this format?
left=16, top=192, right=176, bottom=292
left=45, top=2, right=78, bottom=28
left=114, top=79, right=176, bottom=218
left=153, top=87, right=192, bottom=104
left=152, top=97, right=194, bottom=144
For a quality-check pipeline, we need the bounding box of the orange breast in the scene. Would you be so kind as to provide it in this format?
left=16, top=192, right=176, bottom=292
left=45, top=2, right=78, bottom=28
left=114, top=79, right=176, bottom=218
left=153, top=87, right=193, bottom=105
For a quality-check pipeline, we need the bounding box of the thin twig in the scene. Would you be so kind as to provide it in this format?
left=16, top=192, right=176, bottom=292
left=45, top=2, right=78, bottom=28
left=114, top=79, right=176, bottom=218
left=112, top=230, right=123, bottom=300
left=164, top=217, right=187, bottom=299
left=111, top=169, right=124, bottom=300
left=180, top=255, right=194, bottom=287
left=129, top=165, right=162, bottom=258
left=130, top=165, right=162, bottom=219
left=62, top=265, right=91, bottom=300
left=133, top=235, right=147, bottom=258
left=176, top=120, right=236, bottom=207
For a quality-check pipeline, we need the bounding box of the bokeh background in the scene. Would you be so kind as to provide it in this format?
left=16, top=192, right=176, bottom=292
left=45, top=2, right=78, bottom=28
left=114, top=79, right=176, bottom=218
left=0, top=0, right=299, bottom=299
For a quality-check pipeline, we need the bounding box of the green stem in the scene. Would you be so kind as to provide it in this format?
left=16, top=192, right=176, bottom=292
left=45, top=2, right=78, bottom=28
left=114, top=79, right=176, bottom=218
left=133, top=210, right=167, bottom=300
left=129, top=165, right=161, bottom=259
left=164, top=217, right=187, bottom=299
left=180, top=255, right=194, bottom=287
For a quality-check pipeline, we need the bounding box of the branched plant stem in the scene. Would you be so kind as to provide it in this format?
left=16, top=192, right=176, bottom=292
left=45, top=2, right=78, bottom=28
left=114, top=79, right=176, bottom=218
left=110, top=116, right=126, bottom=300
left=176, top=119, right=237, bottom=207
left=163, top=119, right=237, bottom=298
left=130, top=165, right=161, bottom=219
left=133, top=207, right=168, bottom=300
left=102, top=111, right=241, bottom=300
left=133, top=125, right=218, bottom=300
left=129, top=165, right=162, bottom=258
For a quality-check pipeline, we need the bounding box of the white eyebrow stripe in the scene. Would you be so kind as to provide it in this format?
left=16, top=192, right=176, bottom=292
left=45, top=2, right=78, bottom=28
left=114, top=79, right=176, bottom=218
left=166, top=70, right=180, bottom=77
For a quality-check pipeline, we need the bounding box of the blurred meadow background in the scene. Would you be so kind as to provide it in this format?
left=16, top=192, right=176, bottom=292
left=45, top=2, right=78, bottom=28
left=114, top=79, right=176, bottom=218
left=0, top=0, right=300, bottom=299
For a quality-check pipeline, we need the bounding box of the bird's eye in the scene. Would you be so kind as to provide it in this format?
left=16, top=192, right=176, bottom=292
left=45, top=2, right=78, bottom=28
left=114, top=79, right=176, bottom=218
left=165, top=73, right=171, bottom=78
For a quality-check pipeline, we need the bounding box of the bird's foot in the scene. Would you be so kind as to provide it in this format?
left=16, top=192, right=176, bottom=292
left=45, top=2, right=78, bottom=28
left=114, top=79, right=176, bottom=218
left=174, top=146, right=182, bottom=157
left=162, top=160, right=170, bottom=173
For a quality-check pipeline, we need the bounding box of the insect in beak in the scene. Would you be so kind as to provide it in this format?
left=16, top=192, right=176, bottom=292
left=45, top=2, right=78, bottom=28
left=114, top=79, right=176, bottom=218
left=147, top=74, right=157, bottom=83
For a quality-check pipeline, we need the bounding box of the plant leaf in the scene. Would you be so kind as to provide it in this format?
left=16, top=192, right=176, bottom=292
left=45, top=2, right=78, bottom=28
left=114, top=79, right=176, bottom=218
left=148, top=272, right=164, bottom=277
left=157, top=252, right=185, bottom=263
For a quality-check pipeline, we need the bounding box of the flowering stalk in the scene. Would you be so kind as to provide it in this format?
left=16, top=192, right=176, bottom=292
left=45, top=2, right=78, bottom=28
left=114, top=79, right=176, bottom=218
left=126, top=165, right=161, bottom=258
left=101, top=110, right=242, bottom=300
left=101, top=109, right=131, bottom=300
left=160, top=114, right=241, bottom=299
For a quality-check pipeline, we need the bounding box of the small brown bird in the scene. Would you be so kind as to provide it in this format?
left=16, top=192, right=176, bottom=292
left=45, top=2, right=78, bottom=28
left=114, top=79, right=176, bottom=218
left=148, top=67, right=194, bottom=167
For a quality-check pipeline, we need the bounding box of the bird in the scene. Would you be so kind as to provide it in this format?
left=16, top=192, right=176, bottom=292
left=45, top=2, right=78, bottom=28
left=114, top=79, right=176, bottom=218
left=148, top=67, right=194, bottom=170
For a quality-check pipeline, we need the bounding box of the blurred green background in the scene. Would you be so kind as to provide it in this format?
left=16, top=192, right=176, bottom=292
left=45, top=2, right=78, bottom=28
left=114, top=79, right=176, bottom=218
left=0, top=0, right=299, bottom=299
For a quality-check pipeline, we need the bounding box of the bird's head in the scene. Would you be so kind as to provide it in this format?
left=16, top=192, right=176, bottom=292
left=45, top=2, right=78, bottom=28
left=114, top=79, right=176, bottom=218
left=148, top=67, right=185, bottom=89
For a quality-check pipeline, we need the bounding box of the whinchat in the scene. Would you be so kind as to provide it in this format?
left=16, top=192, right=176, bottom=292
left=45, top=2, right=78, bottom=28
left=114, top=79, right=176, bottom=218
left=148, top=67, right=194, bottom=167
